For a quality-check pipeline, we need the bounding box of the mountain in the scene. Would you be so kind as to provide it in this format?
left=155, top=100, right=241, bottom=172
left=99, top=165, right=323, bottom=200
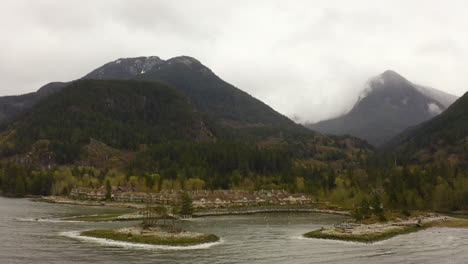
left=386, top=91, right=468, bottom=167
left=306, top=70, right=458, bottom=146
left=0, top=56, right=376, bottom=198
left=85, top=56, right=298, bottom=130
left=82, top=56, right=374, bottom=161
left=0, top=56, right=373, bottom=169
left=0, top=57, right=164, bottom=124
left=0, top=79, right=212, bottom=165
left=0, top=56, right=298, bottom=132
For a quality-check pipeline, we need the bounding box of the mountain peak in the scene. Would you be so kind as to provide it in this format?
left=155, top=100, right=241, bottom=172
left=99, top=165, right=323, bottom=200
left=161, top=56, right=213, bottom=76
left=84, top=56, right=165, bottom=79
left=379, top=69, right=409, bottom=83
left=381, top=69, right=400, bottom=77
left=308, top=70, right=454, bottom=146
left=358, top=70, right=411, bottom=100
left=84, top=55, right=208, bottom=81
left=167, top=56, right=201, bottom=65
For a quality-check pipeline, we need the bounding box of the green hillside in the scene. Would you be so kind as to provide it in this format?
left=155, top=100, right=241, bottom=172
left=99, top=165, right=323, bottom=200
left=387, top=91, right=468, bottom=167
left=0, top=79, right=211, bottom=164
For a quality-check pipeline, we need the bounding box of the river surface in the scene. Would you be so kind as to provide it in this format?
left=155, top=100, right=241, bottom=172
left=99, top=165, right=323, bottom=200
left=1, top=197, right=467, bottom=264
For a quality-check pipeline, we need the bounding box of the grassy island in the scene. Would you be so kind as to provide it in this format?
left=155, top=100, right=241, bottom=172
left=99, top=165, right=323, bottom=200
left=81, top=226, right=220, bottom=246
left=303, top=214, right=468, bottom=243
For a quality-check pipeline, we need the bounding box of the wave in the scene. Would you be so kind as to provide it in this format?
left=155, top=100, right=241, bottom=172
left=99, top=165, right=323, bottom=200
left=61, top=231, right=224, bottom=251
left=294, top=235, right=385, bottom=246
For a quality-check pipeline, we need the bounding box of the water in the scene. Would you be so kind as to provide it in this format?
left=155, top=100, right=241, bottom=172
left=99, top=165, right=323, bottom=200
left=1, top=197, right=466, bottom=264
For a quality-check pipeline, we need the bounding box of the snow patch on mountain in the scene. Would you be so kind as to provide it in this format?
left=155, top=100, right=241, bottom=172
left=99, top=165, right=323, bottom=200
left=141, top=56, right=164, bottom=74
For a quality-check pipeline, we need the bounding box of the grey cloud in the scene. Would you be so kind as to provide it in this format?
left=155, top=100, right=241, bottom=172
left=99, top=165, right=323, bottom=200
left=0, top=0, right=467, bottom=123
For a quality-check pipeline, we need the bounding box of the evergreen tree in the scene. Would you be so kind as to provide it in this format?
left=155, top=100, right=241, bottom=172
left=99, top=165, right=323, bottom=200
left=179, top=192, right=193, bottom=217
left=105, top=179, right=112, bottom=200
left=14, top=176, right=26, bottom=197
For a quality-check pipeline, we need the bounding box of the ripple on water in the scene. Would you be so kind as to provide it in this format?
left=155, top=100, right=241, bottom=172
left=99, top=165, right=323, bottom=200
left=16, top=217, right=85, bottom=223
left=60, top=231, right=224, bottom=251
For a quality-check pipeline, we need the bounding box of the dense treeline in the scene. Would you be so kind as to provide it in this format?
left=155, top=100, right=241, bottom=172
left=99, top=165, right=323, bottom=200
left=366, top=165, right=467, bottom=211
left=128, top=141, right=296, bottom=190
left=0, top=141, right=347, bottom=198
left=126, top=141, right=369, bottom=194
left=0, top=163, right=118, bottom=196
left=0, top=163, right=53, bottom=196
left=1, top=154, right=466, bottom=213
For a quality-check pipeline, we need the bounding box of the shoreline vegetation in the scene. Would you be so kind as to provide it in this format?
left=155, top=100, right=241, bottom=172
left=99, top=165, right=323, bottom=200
left=81, top=226, right=220, bottom=246
left=303, top=214, right=468, bottom=243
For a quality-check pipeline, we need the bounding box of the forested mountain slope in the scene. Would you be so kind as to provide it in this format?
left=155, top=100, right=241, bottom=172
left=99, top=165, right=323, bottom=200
left=386, top=91, right=468, bottom=167
left=0, top=79, right=212, bottom=165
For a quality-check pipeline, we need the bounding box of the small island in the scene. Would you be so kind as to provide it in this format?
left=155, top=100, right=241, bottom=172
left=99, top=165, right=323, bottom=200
left=304, top=213, right=468, bottom=243
left=79, top=200, right=220, bottom=247
left=81, top=226, right=220, bottom=246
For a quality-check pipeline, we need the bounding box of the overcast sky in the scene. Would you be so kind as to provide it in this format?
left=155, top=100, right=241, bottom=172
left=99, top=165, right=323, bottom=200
left=1, top=0, right=467, bottom=123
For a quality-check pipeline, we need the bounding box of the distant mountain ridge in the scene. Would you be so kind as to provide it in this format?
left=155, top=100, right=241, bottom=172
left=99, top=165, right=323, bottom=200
left=306, top=70, right=459, bottom=146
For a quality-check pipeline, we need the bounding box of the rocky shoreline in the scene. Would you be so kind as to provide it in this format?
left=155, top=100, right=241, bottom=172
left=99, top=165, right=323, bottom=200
left=303, top=214, right=467, bottom=243
left=193, top=206, right=350, bottom=217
